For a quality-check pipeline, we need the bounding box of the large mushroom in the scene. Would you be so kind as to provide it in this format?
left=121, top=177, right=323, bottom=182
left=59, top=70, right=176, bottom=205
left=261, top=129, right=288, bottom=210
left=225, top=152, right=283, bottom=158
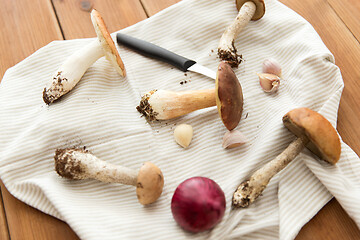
left=218, top=0, right=265, bottom=67
left=55, top=148, right=164, bottom=205
left=137, top=62, right=243, bottom=131
left=232, top=108, right=341, bottom=207
left=43, top=9, right=126, bottom=104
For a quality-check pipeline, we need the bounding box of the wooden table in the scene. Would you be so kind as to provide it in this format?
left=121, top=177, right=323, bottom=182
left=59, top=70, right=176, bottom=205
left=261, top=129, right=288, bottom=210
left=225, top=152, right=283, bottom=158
left=0, top=0, right=359, bottom=239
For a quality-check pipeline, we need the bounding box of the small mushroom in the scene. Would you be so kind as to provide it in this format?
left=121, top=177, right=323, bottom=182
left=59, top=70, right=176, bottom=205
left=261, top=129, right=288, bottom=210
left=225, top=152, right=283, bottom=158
left=218, top=0, right=265, bottom=67
left=54, top=148, right=164, bottom=205
left=137, top=62, right=243, bottom=131
left=43, top=9, right=126, bottom=104
left=232, top=108, right=341, bottom=207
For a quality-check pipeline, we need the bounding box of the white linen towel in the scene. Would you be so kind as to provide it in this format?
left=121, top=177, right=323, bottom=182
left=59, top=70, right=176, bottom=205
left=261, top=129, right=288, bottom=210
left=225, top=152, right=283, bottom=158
left=0, top=0, right=359, bottom=239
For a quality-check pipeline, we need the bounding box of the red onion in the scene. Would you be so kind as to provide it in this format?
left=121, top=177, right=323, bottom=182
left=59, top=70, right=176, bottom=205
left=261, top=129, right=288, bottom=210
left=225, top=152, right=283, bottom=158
left=171, top=177, right=226, bottom=233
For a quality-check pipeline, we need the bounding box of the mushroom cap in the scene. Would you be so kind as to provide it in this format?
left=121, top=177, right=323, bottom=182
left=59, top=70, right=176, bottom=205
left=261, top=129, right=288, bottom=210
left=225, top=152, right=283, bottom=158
left=236, top=0, right=265, bottom=21
left=90, top=9, right=126, bottom=77
left=215, top=62, right=244, bottom=131
left=282, top=108, right=341, bottom=164
left=136, top=162, right=164, bottom=205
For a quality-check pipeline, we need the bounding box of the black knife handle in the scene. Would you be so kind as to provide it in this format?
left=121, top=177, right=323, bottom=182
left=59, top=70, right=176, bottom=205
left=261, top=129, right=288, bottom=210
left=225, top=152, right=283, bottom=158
left=116, top=33, right=195, bottom=72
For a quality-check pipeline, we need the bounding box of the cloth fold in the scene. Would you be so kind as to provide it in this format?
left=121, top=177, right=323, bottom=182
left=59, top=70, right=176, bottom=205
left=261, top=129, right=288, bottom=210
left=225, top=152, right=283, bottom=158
left=0, top=0, right=359, bottom=239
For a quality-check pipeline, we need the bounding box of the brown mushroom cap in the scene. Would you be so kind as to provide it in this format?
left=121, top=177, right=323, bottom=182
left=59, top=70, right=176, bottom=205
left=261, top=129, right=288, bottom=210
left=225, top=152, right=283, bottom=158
left=215, top=62, right=244, bottom=131
left=91, top=9, right=126, bottom=77
left=136, top=162, right=164, bottom=205
left=282, top=108, right=341, bottom=164
left=236, top=0, right=265, bottom=21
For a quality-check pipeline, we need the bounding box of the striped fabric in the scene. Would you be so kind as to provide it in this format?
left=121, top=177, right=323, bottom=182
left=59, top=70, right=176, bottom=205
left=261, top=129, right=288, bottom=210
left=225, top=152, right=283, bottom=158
left=0, top=0, right=359, bottom=239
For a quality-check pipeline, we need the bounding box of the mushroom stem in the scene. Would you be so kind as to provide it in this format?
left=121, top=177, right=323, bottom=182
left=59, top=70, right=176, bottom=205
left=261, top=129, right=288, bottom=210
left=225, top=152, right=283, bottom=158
left=137, top=89, right=216, bottom=121
left=55, top=148, right=138, bottom=186
left=43, top=41, right=104, bottom=104
left=222, top=2, right=256, bottom=44
left=218, top=1, right=256, bottom=67
left=58, top=41, right=104, bottom=85
left=232, top=136, right=309, bottom=207
left=43, top=9, right=126, bottom=105
left=55, top=148, right=164, bottom=205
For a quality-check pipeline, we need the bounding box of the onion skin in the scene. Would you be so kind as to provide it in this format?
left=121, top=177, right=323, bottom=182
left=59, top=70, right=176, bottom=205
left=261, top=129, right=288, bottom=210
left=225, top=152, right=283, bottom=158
left=171, top=177, right=226, bottom=233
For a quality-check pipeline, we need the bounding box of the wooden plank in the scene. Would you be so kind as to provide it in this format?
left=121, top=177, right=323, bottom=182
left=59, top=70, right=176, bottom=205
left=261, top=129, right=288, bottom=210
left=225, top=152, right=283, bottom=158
left=327, top=0, right=360, bottom=42
left=297, top=198, right=360, bottom=239
left=1, top=0, right=359, bottom=239
left=278, top=0, right=360, bottom=239
left=0, top=0, right=63, bottom=79
left=140, top=1, right=360, bottom=240
left=0, top=0, right=147, bottom=239
left=1, top=183, right=79, bottom=240
left=140, top=0, right=181, bottom=16
left=281, top=0, right=360, bottom=156
left=0, top=0, right=77, bottom=239
left=52, top=0, right=148, bottom=39
left=0, top=188, right=9, bottom=240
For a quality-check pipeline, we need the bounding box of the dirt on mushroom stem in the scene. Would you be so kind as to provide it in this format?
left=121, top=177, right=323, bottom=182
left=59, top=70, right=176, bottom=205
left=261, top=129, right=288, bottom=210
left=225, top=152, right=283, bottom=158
left=232, top=136, right=308, bottom=207
left=136, top=90, right=159, bottom=121
left=43, top=71, right=68, bottom=104
left=217, top=41, right=243, bottom=68
left=54, top=148, right=87, bottom=180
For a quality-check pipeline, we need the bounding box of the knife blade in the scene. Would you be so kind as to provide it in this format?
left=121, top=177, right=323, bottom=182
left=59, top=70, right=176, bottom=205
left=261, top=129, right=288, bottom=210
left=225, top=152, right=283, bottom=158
left=116, top=33, right=216, bottom=80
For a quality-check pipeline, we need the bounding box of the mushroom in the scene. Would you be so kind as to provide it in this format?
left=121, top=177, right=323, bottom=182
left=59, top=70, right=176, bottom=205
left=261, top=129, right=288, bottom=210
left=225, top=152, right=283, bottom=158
left=137, top=62, right=243, bottom=131
left=218, top=0, right=265, bottom=67
left=137, top=88, right=216, bottom=121
left=54, top=148, right=164, bottom=205
left=215, top=62, right=243, bottom=130
left=43, top=9, right=126, bottom=104
left=232, top=108, right=341, bottom=207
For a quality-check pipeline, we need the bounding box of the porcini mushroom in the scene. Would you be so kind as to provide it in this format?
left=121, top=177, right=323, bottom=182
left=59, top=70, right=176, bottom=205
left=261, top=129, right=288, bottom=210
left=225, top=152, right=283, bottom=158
left=232, top=108, right=341, bottom=207
left=215, top=62, right=243, bottom=130
left=137, top=62, right=243, bottom=131
left=137, top=88, right=216, bottom=121
left=54, top=148, right=164, bottom=205
left=43, top=9, right=126, bottom=104
left=218, top=0, right=265, bottom=67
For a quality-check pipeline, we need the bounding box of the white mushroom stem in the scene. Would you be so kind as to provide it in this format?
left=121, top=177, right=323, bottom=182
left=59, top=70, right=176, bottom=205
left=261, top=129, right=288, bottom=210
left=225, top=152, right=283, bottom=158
left=218, top=1, right=256, bottom=67
left=55, top=41, right=103, bottom=87
left=220, top=2, right=256, bottom=45
left=137, top=89, right=216, bottom=121
left=43, top=40, right=104, bottom=104
left=55, top=148, right=138, bottom=186
left=233, top=136, right=309, bottom=207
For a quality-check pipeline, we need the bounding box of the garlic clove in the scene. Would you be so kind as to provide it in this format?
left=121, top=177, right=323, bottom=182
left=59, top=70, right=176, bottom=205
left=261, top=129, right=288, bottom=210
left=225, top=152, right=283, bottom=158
left=174, top=124, right=193, bottom=148
left=222, top=130, right=247, bottom=149
left=257, top=73, right=281, bottom=93
left=262, top=58, right=282, bottom=77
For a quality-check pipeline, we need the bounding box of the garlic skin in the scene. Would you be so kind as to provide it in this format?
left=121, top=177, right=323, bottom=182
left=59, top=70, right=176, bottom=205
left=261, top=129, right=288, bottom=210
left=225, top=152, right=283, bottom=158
left=222, top=130, right=247, bottom=149
left=262, top=58, right=282, bottom=77
left=174, top=124, right=193, bottom=148
left=257, top=73, right=281, bottom=93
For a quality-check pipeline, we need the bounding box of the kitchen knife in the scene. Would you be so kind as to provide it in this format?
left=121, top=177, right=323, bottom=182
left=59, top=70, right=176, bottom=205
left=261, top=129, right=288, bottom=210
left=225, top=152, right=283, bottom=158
left=116, top=33, right=216, bottom=80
